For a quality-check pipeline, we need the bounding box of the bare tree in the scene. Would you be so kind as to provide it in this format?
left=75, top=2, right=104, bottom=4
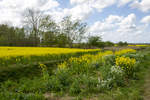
left=22, top=8, right=42, bottom=46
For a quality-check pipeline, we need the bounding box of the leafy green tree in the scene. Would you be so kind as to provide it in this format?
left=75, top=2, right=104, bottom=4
left=0, top=24, right=16, bottom=46
left=118, top=41, right=128, bottom=46
left=40, top=15, right=59, bottom=46
left=88, top=36, right=102, bottom=47
left=56, top=34, right=70, bottom=47
left=105, top=41, right=114, bottom=47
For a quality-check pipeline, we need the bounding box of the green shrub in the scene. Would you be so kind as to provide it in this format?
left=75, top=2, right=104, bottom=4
left=47, top=69, right=72, bottom=92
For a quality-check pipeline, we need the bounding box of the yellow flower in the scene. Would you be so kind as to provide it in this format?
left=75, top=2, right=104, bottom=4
left=115, top=56, right=136, bottom=75
left=58, top=61, right=67, bottom=69
left=58, top=51, right=113, bottom=69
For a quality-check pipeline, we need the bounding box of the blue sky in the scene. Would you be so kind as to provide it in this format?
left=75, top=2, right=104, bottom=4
left=0, top=0, right=150, bottom=43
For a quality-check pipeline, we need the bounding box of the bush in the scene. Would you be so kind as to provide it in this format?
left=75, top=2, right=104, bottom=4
left=47, top=69, right=72, bottom=92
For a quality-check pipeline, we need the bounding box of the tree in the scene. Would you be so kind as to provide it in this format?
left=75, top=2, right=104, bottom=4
left=0, top=24, right=29, bottom=46
left=0, top=24, right=16, bottom=46
left=118, top=41, right=128, bottom=46
left=40, top=15, right=59, bottom=46
left=23, top=8, right=42, bottom=46
left=60, top=16, right=87, bottom=47
left=105, top=41, right=114, bottom=47
left=56, top=34, right=70, bottom=47
left=87, top=36, right=107, bottom=48
left=88, top=36, right=102, bottom=47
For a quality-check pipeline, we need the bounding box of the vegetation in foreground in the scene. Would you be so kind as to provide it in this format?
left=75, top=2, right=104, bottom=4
left=0, top=48, right=150, bottom=100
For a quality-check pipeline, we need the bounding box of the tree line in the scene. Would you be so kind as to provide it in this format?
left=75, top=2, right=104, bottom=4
left=0, top=9, right=128, bottom=48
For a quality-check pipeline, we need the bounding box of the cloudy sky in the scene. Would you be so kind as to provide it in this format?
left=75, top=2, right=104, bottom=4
left=0, top=0, right=150, bottom=43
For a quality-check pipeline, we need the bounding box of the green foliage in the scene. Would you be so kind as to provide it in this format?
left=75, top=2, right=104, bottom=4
left=117, top=41, right=128, bottom=46
left=104, top=41, right=114, bottom=47
left=39, top=64, right=49, bottom=82
left=88, top=36, right=115, bottom=48
left=0, top=24, right=30, bottom=46
left=69, top=79, right=81, bottom=95
left=56, top=34, right=70, bottom=47
left=88, top=36, right=102, bottom=47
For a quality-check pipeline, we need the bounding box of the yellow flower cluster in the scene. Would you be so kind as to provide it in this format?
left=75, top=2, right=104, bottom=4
left=115, top=49, right=136, bottom=55
left=39, top=63, right=47, bottom=69
left=115, top=56, right=136, bottom=75
left=69, top=54, right=93, bottom=64
left=58, top=54, right=92, bottom=69
left=58, top=51, right=113, bottom=69
left=58, top=61, right=67, bottom=69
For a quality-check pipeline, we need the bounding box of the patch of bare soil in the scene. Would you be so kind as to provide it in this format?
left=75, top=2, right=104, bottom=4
left=44, top=93, right=76, bottom=100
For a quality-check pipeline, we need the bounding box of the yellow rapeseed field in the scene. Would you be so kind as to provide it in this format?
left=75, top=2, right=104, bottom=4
left=0, top=47, right=99, bottom=58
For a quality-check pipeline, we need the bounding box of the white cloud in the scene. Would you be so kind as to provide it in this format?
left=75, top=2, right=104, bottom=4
left=141, top=15, right=150, bottom=24
left=90, top=15, right=123, bottom=34
left=70, top=0, right=150, bottom=13
left=0, top=0, right=59, bottom=26
left=89, top=21, right=115, bottom=33
left=89, top=13, right=149, bottom=43
left=118, top=0, right=133, bottom=6
left=130, top=0, right=150, bottom=12
left=70, top=0, right=87, bottom=5
left=70, top=0, right=117, bottom=12
left=47, top=2, right=94, bottom=22
left=69, top=3, right=93, bottom=20
left=105, top=15, right=123, bottom=23
left=118, top=13, right=136, bottom=32
left=91, top=0, right=116, bottom=12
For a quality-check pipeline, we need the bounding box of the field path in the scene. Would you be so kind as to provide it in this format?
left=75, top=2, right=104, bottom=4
left=143, top=65, right=150, bottom=100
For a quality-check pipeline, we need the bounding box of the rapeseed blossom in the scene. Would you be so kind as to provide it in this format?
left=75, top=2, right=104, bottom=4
left=58, top=51, right=113, bottom=70
left=115, top=56, right=136, bottom=76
